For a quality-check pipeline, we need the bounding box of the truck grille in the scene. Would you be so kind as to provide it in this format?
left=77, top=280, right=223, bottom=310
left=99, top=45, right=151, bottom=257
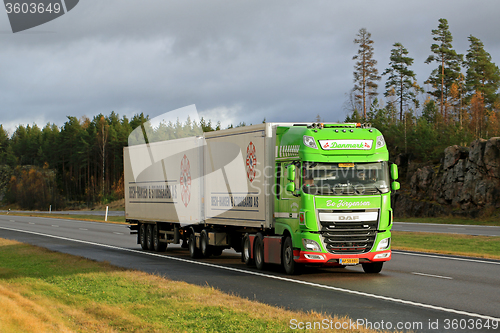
left=317, top=209, right=379, bottom=254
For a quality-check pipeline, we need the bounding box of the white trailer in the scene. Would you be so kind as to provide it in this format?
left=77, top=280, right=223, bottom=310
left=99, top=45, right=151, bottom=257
left=124, top=124, right=276, bottom=256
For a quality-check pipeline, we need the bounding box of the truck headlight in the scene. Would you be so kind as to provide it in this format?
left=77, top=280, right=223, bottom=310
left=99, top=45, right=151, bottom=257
left=302, top=238, right=321, bottom=252
left=303, top=136, right=318, bottom=149
left=375, top=135, right=386, bottom=149
left=376, top=237, right=390, bottom=251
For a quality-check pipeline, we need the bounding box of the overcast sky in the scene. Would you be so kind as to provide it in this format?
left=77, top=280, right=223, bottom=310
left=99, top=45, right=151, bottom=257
left=1, top=0, right=500, bottom=134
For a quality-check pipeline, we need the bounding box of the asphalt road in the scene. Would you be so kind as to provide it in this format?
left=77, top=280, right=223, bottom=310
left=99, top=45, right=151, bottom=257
left=0, top=215, right=499, bottom=333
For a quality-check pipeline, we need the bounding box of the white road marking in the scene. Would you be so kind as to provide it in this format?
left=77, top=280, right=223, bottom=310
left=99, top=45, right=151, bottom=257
left=412, top=272, right=453, bottom=280
left=29, top=222, right=35, bottom=225
left=51, top=225, right=59, bottom=227
left=0, top=225, right=499, bottom=322
left=113, top=232, right=123, bottom=235
left=393, top=250, right=500, bottom=265
left=9, top=220, right=15, bottom=222
left=79, top=228, right=88, bottom=231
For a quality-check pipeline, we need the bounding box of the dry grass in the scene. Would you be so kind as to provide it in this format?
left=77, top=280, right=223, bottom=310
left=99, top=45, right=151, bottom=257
left=0, top=284, right=72, bottom=333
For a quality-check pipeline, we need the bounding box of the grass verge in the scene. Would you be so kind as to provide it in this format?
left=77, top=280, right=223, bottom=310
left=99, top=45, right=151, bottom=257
left=5, top=211, right=500, bottom=227
left=0, top=238, right=383, bottom=333
left=395, top=216, right=500, bottom=226
left=0, top=212, right=126, bottom=224
left=392, top=231, right=500, bottom=260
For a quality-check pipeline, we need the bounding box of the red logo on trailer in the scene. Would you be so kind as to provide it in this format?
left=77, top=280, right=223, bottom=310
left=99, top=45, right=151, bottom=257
left=246, top=142, right=257, bottom=182
left=180, top=154, right=191, bottom=207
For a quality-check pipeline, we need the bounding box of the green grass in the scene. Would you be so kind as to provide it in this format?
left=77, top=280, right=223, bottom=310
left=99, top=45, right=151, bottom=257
left=392, top=231, right=500, bottom=259
left=395, top=216, right=500, bottom=226
left=0, top=238, right=376, bottom=333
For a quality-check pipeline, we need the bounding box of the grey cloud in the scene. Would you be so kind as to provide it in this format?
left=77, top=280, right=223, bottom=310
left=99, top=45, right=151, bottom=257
left=1, top=1, right=500, bottom=132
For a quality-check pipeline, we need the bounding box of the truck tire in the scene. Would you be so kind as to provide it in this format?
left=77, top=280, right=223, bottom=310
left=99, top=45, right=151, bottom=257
left=139, top=223, right=148, bottom=250
left=254, top=233, right=265, bottom=270
left=362, top=262, right=383, bottom=274
left=146, top=224, right=154, bottom=250
left=242, top=234, right=253, bottom=266
left=153, top=224, right=167, bottom=252
left=189, top=233, right=201, bottom=259
left=200, top=230, right=211, bottom=258
left=282, top=236, right=302, bottom=275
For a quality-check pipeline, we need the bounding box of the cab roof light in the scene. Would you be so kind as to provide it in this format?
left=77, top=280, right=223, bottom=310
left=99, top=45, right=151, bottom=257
left=307, top=123, right=325, bottom=129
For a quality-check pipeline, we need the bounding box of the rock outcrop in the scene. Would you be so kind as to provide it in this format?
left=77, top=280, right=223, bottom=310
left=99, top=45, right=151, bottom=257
left=393, top=137, right=500, bottom=218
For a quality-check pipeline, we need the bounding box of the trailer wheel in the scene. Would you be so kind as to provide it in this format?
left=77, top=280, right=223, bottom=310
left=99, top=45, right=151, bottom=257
left=242, top=234, right=253, bottom=266
left=153, top=224, right=167, bottom=252
left=254, top=233, right=265, bottom=270
left=282, top=236, right=301, bottom=275
left=200, top=230, right=211, bottom=258
left=139, top=223, right=148, bottom=250
left=189, top=233, right=201, bottom=259
left=146, top=224, right=155, bottom=250
left=362, top=262, right=383, bottom=274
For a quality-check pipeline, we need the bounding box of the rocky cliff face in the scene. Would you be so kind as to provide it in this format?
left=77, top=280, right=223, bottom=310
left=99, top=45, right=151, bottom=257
left=393, top=137, right=500, bottom=218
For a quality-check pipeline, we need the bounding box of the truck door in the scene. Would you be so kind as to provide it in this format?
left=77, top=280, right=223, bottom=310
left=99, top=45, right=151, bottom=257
left=275, top=162, right=301, bottom=232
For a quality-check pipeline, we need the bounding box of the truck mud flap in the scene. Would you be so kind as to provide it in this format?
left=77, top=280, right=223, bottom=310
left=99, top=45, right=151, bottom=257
left=263, top=236, right=282, bottom=264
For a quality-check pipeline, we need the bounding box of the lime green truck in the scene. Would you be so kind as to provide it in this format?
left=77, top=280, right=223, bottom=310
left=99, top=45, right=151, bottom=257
left=124, top=122, right=400, bottom=274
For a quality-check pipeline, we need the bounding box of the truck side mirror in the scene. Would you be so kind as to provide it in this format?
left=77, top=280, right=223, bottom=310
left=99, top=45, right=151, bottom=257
left=287, top=164, right=296, bottom=181
left=391, top=181, right=400, bottom=191
left=390, top=164, right=399, bottom=180
left=286, top=182, right=296, bottom=193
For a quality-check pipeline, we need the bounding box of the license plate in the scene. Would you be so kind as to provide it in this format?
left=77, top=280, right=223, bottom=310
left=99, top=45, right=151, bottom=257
left=339, top=258, right=359, bottom=265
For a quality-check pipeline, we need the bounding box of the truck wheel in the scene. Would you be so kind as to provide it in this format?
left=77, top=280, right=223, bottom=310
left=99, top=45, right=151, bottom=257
left=139, top=223, right=148, bottom=250
left=146, top=224, right=155, bottom=250
left=200, top=230, right=211, bottom=258
left=362, top=262, right=383, bottom=274
left=282, top=236, right=301, bottom=275
left=242, top=234, right=253, bottom=266
left=153, top=224, right=167, bottom=252
left=189, top=233, right=201, bottom=259
left=254, top=233, right=265, bottom=270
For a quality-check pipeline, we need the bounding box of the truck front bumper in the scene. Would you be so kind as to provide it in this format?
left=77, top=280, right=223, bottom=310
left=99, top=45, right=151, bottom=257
left=294, top=249, right=391, bottom=266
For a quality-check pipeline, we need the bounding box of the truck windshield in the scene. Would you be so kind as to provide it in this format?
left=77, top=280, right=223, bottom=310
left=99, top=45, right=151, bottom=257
left=302, top=162, right=390, bottom=195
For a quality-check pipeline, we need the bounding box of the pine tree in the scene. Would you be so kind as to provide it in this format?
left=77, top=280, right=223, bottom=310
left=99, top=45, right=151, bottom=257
left=425, top=18, right=463, bottom=123
left=383, top=42, right=420, bottom=121
left=353, top=28, right=381, bottom=120
left=0, top=125, right=9, bottom=157
left=465, top=35, right=500, bottom=109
